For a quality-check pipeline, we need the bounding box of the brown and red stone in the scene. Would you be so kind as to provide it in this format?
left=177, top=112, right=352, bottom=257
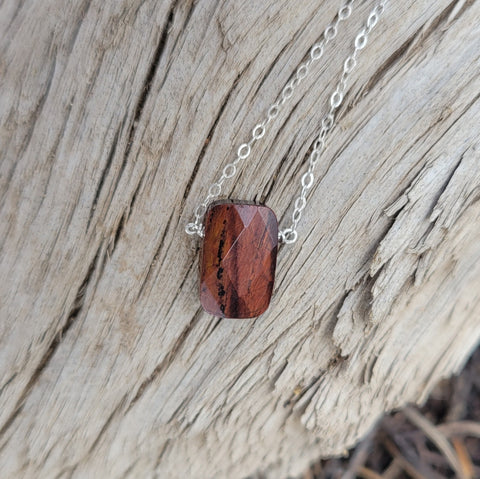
left=199, top=201, right=278, bottom=318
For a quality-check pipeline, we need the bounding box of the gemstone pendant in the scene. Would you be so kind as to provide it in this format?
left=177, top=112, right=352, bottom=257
left=199, top=201, right=278, bottom=319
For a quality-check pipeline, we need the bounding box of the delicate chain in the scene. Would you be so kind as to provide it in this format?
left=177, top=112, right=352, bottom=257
left=281, top=0, right=387, bottom=243
left=185, top=0, right=387, bottom=243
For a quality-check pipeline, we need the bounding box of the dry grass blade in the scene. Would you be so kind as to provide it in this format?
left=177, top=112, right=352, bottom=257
left=437, top=421, right=480, bottom=438
left=382, top=436, right=428, bottom=479
left=404, top=406, right=466, bottom=479
left=356, top=466, right=383, bottom=479
left=452, top=437, right=475, bottom=479
left=298, top=348, right=479, bottom=479
left=381, top=458, right=403, bottom=479
left=341, top=427, right=377, bottom=479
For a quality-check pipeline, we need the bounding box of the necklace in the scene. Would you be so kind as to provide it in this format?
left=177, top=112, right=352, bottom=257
left=185, top=0, right=387, bottom=319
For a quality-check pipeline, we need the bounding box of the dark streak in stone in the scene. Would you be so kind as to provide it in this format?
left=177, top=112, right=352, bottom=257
left=216, top=221, right=227, bottom=311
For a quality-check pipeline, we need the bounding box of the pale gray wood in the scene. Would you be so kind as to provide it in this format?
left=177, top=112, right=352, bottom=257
left=1, top=0, right=479, bottom=477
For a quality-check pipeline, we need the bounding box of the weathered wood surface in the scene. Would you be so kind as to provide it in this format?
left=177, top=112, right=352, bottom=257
left=1, top=0, right=479, bottom=477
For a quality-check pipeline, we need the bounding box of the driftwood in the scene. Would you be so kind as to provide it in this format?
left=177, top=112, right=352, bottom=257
left=1, top=0, right=479, bottom=477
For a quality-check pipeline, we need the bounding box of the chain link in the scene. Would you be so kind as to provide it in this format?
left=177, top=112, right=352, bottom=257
left=282, top=1, right=387, bottom=243
left=185, top=0, right=387, bottom=243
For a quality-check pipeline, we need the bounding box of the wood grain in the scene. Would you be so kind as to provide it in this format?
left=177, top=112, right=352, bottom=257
left=0, top=0, right=479, bottom=477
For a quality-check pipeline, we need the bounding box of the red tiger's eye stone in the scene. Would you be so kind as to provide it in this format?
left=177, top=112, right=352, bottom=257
left=199, top=201, right=278, bottom=318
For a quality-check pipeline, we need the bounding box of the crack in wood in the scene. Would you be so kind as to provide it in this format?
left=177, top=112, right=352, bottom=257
left=124, top=2, right=176, bottom=162
left=448, top=0, right=477, bottom=23
left=88, top=1, right=179, bottom=241
left=135, top=210, right=175, bottom=300
left=127, top=307, right=203, bottom=412
left=121, top=459, right=139, bottom=479
left=427, top=154, right=464, bottom=218
left=3, top=0, right=27, bottom=34
left=127, top=169, right=146, bottom=220
left=205, top=317, right=223, bottom=338
left=0, top=244, right=102, bottom=438
left=67, top=0, right=93, bottom=55
left=0, top=373, right=17, bottom=400
left=181, top=1, right=196, bottom=33
left=50, top=394, right=129, bottom=478
left=180, top=58, right=254, bottom=213
left=154, top=439, right=171, bottom=474
left=108, top=167, right=146, bottom=257
left=87, top=394, right=128, bottom=455
left=260, top=135, right=297, bottom=204
left=109, top=175, right=145, bottom=255
left=362, top=353, right=379, bottom=385
left=32, top=95, right=76, bottom=222
left=86, top=126, right=121, bottom=231
left=356, top=32, right=418, bottom=108
left=0, top=47, right=57, bottom=206
left=253, top=40, right=290, bottom=99
left=344, top=0, right=469, bottom=120
left=270, top=360, right=288, bottom=388
left=283, top=348, right=349, bottom=414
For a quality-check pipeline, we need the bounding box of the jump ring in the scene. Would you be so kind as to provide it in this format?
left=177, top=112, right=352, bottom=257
left=282, top=228, right=298, bottom=244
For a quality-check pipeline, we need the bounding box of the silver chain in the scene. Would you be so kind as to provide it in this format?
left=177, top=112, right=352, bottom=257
left=185, top=0, right=387, bottom=243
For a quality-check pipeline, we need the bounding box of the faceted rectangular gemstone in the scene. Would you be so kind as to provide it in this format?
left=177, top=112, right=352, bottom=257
left=199, top=201, right=278, bottom=318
